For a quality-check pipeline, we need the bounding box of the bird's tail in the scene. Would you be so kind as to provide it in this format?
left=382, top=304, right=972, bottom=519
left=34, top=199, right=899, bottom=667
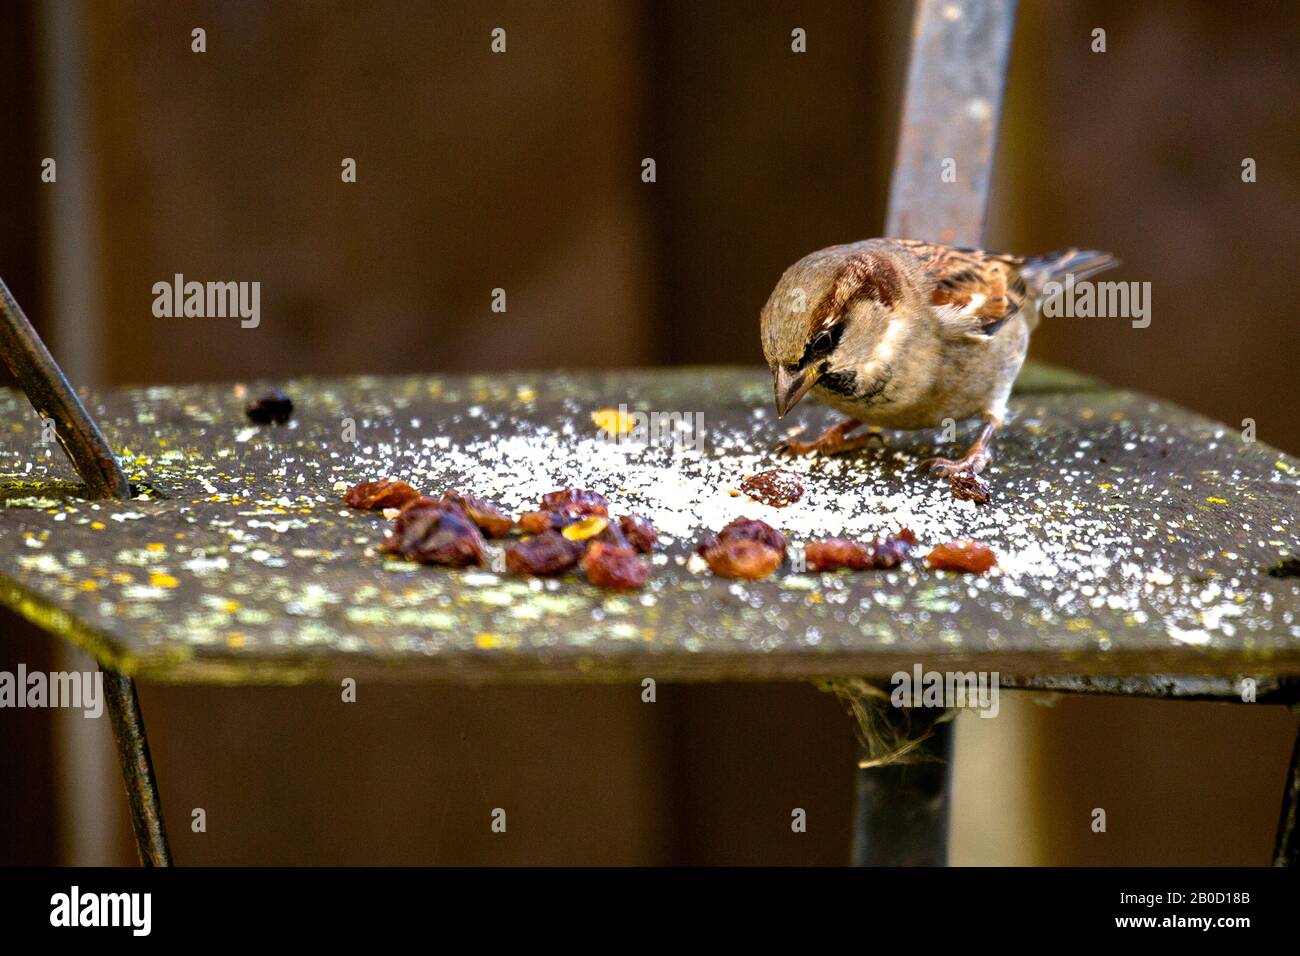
left=1019, top=248, right=1119, bottom=294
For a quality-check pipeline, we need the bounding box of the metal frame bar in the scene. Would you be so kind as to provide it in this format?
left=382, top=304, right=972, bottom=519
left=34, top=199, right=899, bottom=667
left=850, top=0, right=1018, bottom=867
left=0, top=278, right=171, bottom=865
left=101, top=668, right=173, bottom=866
left=1275, top=713, right=1300, bottom=867
left=0, top=278, right=129, bottom=499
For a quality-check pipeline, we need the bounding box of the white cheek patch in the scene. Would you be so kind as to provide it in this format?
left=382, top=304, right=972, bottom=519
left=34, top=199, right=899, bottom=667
left=961, top=293, right=987, bottom=315
left=857, top=314, right=908, bottom=377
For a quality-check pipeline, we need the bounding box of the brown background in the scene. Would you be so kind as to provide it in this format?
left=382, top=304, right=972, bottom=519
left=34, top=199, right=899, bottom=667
left=1, top=0, right=1297, bottom=864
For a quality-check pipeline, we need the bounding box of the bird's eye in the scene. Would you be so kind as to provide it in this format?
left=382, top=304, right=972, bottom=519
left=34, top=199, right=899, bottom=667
left=811, top=330, right=835, bottom=354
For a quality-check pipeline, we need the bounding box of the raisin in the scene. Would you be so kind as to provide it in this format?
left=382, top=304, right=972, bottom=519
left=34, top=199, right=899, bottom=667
left=539, top=488, right=609, bottom=516
left=871, top=529, right=916, bottom=569
left=804, top=528, right=915, bottom=571
left=505, top=531, right=585, bottom=576
left=343, top=479, right=421, bottom=511
left=698, top=517, right=787, bottom=561
left=805, top=538, right=873, bottom=571
left=618, top=514, right=657, bottom=553
left=245, top=390, right=294, bottom=425
left=740, top=469, right=804, bottom=507
left=518, top=510, right=579, bottom=534
left=381, top=501, right=485, bottom=567
left=701, top=539, right=783, bottom=579
left=582, top=541, right=650, bottom=590
left=949, top=471, right=991, bottom=505
left=925, top=539, right=997, bottom=574
left=440, top=490, right=515, bottom=537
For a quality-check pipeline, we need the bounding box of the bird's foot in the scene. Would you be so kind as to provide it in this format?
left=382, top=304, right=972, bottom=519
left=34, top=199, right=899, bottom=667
left=919, top=446, right=991, bottom=477
left=776, top=418, right=884, bottom=457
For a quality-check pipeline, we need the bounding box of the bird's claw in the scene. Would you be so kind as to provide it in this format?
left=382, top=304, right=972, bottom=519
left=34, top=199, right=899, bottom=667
left=776, top=427, right=884, bottom=458
left=919, top=449, right=990, bottom=477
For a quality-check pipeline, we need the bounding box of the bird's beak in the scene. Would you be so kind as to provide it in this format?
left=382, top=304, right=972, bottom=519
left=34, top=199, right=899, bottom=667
left=774, top=365, right=819, bottom=418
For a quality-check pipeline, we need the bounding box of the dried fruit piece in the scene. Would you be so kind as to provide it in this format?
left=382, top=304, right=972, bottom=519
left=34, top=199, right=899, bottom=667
left=697, top=517, right=787, bottom=561
left=805, top=538, right=873, bottom=571
left=618, top=514, right=657, bottom=553
left=540, top=488, right=609, bottom=517
left=870, top=528, right=916, bottom=569
left=740, top=469, right=804, bottom=508
left=582, top=541, right=650, bottom=590
left=344, top=479, right=421, bottom=511
left=926, top=539, right=997, bottom=574
left=440, top=490, right=515, bottom=537
left=381, top=501, right=485, bottom=567
left=562, top=515, right=610, bottom=542
left=701, top=539, right=783, bottom=579
left=518, top=511, right=559, bottom=534
left=803, top=528, right=916, bottom=571
left=949, top=471, right=991, bottom=505
left=245, top=390, right=294, bottom=425
left=505, top=530, right=585, bottom=576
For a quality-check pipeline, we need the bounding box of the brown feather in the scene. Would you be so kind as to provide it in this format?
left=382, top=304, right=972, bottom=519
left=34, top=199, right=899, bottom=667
left=895, top=239, right=1028, bottom=334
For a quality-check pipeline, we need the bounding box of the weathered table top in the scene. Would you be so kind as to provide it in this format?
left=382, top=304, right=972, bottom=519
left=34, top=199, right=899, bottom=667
left=0, top=365, right=1297, bottom=684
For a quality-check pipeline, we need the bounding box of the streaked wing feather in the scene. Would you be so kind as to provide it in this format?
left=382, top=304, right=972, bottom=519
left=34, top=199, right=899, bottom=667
left=895, top=239, right=1028, bottom=339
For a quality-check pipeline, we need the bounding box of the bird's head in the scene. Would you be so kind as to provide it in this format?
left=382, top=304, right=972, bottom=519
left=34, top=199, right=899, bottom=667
left=760, top=243, right=904, bottom=417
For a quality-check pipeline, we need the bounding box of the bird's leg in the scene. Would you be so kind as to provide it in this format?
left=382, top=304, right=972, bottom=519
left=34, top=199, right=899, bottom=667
left=776, top=416, right=884, bottom=456
left=920, top=415, right=999, bottom=476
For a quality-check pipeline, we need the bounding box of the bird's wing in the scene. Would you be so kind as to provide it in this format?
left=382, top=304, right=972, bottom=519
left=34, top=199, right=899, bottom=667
left=894, top=239, right=1028, bottom=340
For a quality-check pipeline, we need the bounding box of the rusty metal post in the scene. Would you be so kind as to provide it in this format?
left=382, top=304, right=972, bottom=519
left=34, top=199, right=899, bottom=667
left=850, top=0, right=1017, bottom=867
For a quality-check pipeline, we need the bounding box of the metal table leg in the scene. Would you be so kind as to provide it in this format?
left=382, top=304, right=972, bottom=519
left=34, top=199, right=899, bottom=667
left=1274, top=716, right=1299, bottom=867
left=850, top=712, right=953, bottom=866
left=101, top=667, right=172, bottom=866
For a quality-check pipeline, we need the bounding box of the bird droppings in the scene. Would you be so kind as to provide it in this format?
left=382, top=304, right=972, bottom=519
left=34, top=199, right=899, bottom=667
left=0, top=367, right=1296, bottom=683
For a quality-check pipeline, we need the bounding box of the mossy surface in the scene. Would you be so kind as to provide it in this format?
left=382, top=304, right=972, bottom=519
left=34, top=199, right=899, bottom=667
left=0, top=364, right=1295, bottom=685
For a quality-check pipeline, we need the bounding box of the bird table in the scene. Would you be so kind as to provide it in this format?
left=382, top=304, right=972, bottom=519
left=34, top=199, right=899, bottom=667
left=2, top=0, right=1297, bottom=867
left=0, top=363, right=1297, bottom=865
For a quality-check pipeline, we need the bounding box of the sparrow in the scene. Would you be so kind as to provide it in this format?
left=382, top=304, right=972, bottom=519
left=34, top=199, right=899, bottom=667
left=760, top=238, right=1117, bottom=476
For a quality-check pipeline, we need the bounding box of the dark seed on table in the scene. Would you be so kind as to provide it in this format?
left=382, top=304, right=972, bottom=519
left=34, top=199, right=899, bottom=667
left=245, top=390, right=294, bottom=425
left=343, top=479, right=421, bottom=511
left=740, top=469, right=804, bottom=507
left=505, top=530, right=585, bottom=576
left=1267, top=556, right=1300, bottom=578
left=582, top=541, right=650, bottom=590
